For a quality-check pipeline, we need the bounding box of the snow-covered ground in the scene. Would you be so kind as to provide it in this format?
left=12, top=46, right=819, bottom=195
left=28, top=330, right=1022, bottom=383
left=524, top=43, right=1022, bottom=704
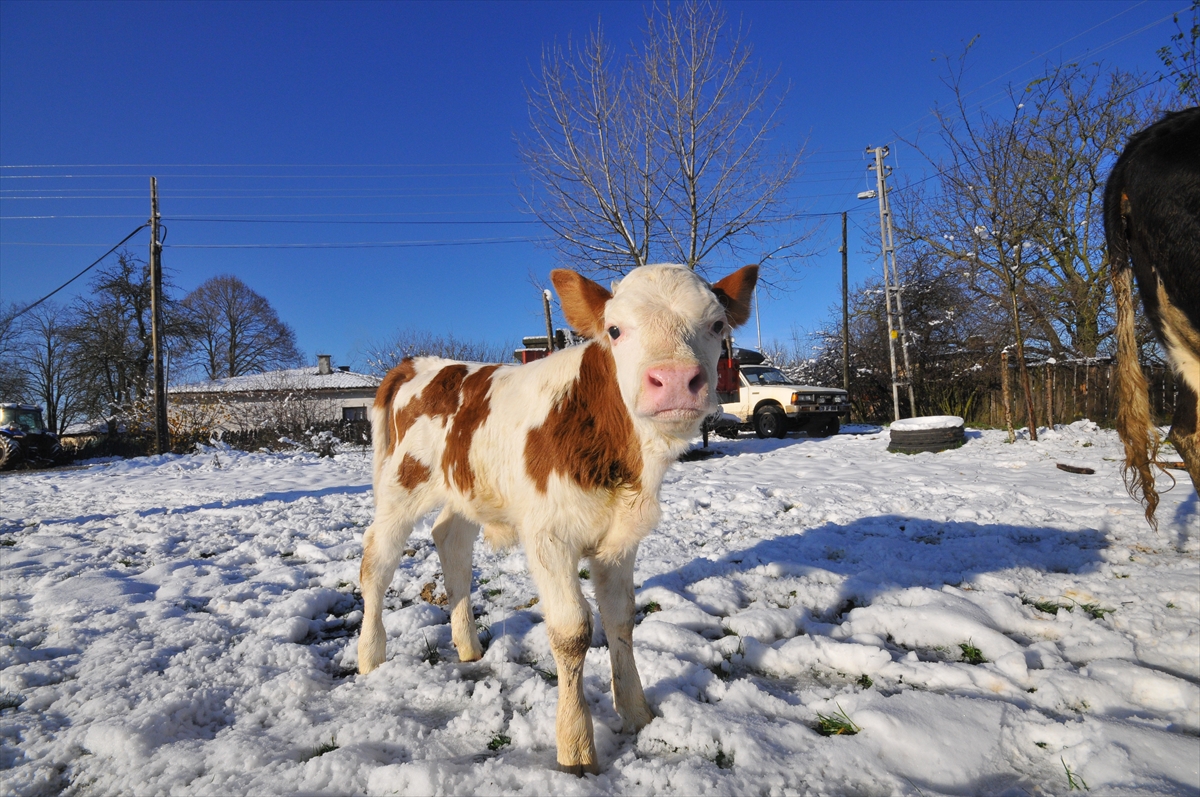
left=2, top=421, right=1197, bottom=796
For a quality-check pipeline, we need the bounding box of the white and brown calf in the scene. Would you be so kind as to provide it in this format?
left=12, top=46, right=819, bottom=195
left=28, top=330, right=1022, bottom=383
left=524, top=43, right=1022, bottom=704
left=357, top=264, right=757, bottom=774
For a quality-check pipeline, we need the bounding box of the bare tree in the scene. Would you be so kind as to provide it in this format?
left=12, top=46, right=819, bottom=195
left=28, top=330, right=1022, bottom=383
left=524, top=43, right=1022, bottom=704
left=896, top=54, right=1163, bottom=437
left=0, top=303, right=30, bottom=401
left=179, top=275, right=301, bottom=380
left=519, top=0, right=807, bottom=280
left=69, top=251, right=167, bottom=416
left=17, top=302, right=86, bottom=434
left=361, top=329, right=515, bottom=375
left=1157, top=0, right=1199, bottom=106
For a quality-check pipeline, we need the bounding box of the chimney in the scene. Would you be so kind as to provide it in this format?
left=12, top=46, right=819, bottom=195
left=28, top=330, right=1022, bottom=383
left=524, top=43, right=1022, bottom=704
left=317, top=354, right=332, bottom=375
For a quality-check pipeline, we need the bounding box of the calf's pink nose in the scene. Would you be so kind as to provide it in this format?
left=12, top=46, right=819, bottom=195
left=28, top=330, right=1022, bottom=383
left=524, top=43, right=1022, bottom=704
left=643, top=365, right=707, bottom=410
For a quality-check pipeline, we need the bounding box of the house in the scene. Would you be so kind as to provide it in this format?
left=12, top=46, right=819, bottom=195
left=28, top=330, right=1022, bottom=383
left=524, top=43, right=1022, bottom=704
left=170, top=354, right=381, bottom=431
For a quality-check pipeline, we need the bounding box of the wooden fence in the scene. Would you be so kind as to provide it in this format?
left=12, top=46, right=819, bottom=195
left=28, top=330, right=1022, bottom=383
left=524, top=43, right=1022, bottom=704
left=971, top=360, right=1182, bottom=430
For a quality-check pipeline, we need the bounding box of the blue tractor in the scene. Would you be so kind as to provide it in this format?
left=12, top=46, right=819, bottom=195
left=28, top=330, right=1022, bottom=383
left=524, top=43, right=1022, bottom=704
left=0, top=403, right=64, bottom=470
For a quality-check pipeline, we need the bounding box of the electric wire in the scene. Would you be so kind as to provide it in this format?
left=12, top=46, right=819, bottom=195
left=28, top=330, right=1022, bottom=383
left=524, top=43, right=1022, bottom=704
left=7, top=224, right=148, bottom=322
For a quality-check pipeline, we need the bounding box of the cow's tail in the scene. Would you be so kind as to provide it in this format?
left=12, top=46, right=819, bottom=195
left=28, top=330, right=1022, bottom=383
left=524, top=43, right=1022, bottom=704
left=1111, top=251, right=1161, bottom=529
left=370, top=359, right=416, bottom=492
left=370, top=401, right=391, bottom=491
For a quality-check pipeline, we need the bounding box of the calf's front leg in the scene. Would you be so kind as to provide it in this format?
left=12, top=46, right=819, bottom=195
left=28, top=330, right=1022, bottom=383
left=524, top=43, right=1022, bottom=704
left=592, top=547, right=654, bottom=733
left=527, top=541, right=599, bottom=775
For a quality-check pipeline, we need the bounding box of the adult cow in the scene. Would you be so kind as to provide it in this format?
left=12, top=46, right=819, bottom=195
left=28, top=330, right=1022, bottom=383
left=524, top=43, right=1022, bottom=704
left=358, top=264, right=757, bottom=774
left=1104, top=106, right=1200, bottom=528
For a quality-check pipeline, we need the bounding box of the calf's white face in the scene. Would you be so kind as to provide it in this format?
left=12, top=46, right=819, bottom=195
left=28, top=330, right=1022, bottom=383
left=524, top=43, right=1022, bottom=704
left=551, top=264, right=758, bottom=435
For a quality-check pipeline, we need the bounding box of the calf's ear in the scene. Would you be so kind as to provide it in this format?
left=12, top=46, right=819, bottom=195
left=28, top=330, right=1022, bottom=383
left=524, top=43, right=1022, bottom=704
left=711, top=265, right=759, bottom=328
left=551, top=269, right=612, bottom=339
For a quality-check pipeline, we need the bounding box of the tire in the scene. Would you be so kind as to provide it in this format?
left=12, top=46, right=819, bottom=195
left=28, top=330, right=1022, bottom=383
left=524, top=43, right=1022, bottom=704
left=806, top=416, right=840, bottom=438
left=754, top=406, right=788, bottom=439
left=0, top=436, right=20, bottom=470
left=888, top=421, right=965, bottom=454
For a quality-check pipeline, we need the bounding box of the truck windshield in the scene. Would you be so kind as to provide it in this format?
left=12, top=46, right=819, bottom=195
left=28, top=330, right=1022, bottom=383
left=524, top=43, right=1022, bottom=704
left=742, top=367, right=790, bottom=386
left=0, top=407, right=45, bottom=433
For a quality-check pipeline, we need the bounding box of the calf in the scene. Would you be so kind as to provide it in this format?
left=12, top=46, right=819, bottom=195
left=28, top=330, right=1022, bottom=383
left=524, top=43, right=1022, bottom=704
left=1104, top=106, right=1200, bottom=528
left=358, top=264, right=758, bottom=773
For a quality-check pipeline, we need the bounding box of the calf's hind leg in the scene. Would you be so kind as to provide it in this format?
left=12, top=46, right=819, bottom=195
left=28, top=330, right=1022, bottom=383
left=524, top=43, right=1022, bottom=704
left=358, top=505, right=417, bottom=674
left=431, top=508, right=483, bottom=661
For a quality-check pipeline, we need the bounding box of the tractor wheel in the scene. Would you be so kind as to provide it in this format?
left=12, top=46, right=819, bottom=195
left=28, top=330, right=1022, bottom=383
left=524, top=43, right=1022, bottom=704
left=754, top=406, right=788, bottom=439
left=0, top=436, right=20, bottom=470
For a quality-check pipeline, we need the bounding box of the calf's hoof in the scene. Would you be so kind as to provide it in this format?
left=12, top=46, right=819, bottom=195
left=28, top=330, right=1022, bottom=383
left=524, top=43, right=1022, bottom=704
left=621, top=701, right=655, bottom=734
left=558, top=760, right=601, bottom=777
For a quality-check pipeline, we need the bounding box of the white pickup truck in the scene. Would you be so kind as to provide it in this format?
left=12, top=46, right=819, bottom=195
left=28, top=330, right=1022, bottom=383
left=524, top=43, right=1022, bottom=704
left=708, top=357, right=850, bottom=439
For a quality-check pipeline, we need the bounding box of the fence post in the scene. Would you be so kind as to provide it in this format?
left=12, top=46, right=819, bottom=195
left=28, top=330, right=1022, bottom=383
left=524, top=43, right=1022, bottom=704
left=1001, top=351, right=1014, bottom=443
left=1044, top=362, right=1054, bottom=430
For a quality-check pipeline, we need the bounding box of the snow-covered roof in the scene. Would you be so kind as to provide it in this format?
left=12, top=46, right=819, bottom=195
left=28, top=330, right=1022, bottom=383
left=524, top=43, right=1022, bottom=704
left=170, top=366, right=381, bottom=394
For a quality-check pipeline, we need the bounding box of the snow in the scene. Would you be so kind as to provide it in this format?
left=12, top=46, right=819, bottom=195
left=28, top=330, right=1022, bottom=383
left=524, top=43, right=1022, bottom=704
left=2, top=420, right=1198, bottom=796
left=171, top=366, right=380, bottom=394
left=890, top=415, right=965, bottom=431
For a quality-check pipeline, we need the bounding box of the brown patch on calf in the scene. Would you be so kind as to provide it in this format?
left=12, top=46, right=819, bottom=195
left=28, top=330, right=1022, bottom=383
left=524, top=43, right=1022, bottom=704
left=441, top=365, right=500, bottom=495
left=549, top=621, right=593, bottom=661
left=392, top=363, right=469, bottom=448
left=525, top=344, right=642, bottom=493
left=397, top=454, right=431, bottom=490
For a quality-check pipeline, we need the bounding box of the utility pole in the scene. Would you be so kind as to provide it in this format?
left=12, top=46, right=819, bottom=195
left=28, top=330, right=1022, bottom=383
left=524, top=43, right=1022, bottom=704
left=149, top=177, right=170, bottom=454
left=866, top=145, right=916, bottom=421
left=542, top=289, right=555, bottom=352
left=840, top=211, right=849, bottom=395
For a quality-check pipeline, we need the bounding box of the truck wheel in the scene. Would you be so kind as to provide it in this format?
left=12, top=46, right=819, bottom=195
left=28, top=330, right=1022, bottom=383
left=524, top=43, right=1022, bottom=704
left=0, top=436, right=19, bottom=470
left=807, top=417, right=839, bottom=438
left=754, top=406, right=788, bottom=439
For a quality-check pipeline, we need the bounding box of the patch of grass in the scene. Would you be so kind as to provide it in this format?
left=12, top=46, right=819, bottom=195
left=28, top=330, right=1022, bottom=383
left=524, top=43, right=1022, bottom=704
left=857, top=674, right=873, bottom=689
left=488, top=734, right=511, bottom=751
left=1075, top=602, right=1113, bottom=620
left=478, top=577, right=490, bottom=585
left=117, top=558, right=135, bottom=567
left=815, top=704, right=860, bottom=736
left=421, top=631, right=441, bottom=665
left=1167, top=601, right=1177, bottom=609
left=484, top=588, right=502, bottom=598
left=714, top=748, right=733, bottom=769
left=0, top=539, right=15, bottom=547
left=532, top=663, right=558, bottom=684
left=1062, top=757, right=1089, bottom=791
left=578, top=568, right=591, bottom=580
left=1035, top=741, right=1048, bottom=749
left=1021, top=595, right=1069, bottom=615
left=959, top=640, right=987, bottom=665
left=640, top=601, right=661, bottom=614
left=0, top=693, right=24, bottom=711
left=301, top=735, right=338, bottom=762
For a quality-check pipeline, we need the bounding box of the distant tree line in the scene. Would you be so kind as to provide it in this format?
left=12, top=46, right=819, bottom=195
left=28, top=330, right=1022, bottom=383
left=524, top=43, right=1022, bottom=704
left=769, top=29, right=1196, bottom=427
left=1, top=253, right=302, bottom=434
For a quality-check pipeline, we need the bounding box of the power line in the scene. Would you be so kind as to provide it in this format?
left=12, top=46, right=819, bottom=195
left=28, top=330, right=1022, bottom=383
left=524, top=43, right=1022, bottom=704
left=6, top=225, right=148, bottom=321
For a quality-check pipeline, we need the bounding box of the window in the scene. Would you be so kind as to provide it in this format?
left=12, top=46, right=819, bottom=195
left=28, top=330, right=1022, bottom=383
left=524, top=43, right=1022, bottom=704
left=342, top=406, right=367, bottom=422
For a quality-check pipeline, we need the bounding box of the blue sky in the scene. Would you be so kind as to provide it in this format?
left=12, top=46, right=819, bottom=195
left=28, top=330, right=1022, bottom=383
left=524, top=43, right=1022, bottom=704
left=0, top=0, right=1186, bottom=375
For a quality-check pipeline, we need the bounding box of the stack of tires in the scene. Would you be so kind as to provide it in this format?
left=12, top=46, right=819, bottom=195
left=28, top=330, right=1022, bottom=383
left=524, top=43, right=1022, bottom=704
left=887, top=416, right=966, bottom=454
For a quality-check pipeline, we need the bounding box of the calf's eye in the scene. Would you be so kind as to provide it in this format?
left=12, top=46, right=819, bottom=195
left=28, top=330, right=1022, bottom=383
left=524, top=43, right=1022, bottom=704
left=711, top=320, right=725, bottom=334
left=608, top=326, right=621, bottom=340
